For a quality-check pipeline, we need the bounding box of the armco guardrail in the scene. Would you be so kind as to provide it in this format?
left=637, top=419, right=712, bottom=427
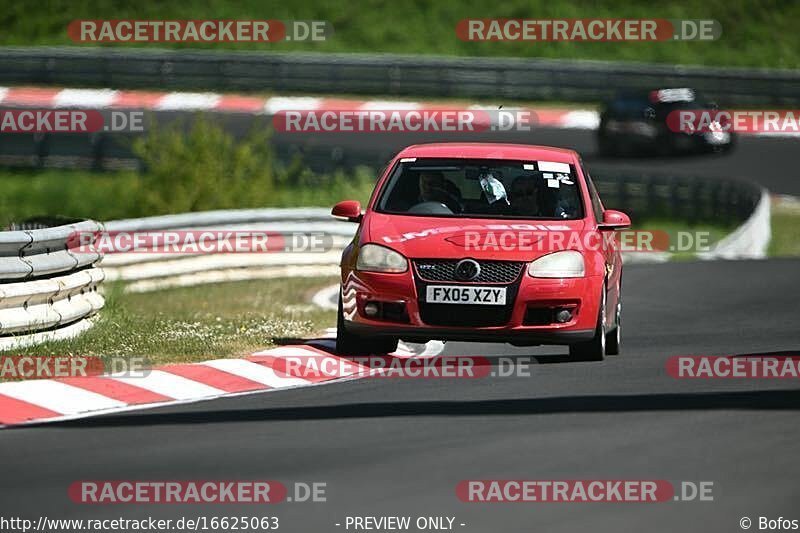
left=100, top=209, right=349, bottom=290
left=593, top=172, right=760, bottom=226
left=0, top=219, right=105, bottom=350
left=1, top=47, right=799, bottom=106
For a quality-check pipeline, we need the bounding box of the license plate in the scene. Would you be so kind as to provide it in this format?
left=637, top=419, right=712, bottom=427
left=426, top=285, right=506, bottom=305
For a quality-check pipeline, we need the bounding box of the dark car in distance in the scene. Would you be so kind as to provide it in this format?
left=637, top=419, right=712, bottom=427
left=597, top=88, right=735, bottom=156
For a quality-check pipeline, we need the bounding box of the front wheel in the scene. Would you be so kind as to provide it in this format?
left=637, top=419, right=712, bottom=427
left=569, top=284, right=607, bottom=362
left=336, top=295, right=399, bottom=356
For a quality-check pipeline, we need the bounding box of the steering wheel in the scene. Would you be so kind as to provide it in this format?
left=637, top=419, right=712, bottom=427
left=427, top=188, right=464, bottom=213
left=408, top=201, right=454, bottom=215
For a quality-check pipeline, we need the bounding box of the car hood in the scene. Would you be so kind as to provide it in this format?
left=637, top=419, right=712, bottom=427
left=364, top=212, right=587, bottom=260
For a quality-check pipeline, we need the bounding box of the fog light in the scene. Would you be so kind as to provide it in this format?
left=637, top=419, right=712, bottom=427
left=555, top=309, right=572, bottom=323
left=364, top=302, right=380, bottom=317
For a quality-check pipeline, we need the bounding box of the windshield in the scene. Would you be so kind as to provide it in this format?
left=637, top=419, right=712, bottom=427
left=376, top=158, right=584, bottom=219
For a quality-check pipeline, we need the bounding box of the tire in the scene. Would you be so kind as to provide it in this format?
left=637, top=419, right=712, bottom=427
left=336, top=295, right=399, bottom=356
left=569, top=283, right=607, bottom=362
left=605, top=294, right=621, bottom=356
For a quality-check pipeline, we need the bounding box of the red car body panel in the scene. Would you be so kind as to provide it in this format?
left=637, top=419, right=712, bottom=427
left=336, top=143, right=623, bottom=345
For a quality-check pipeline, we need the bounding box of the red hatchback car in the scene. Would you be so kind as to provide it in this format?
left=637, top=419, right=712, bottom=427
left=332, top=143, right=631, bottom=361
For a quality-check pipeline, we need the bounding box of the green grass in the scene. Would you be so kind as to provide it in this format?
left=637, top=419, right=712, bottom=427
left=5, top=277, right=339, bottom=366
left=768, top=199, right=800, bottom=257
left=0, top=0, right=798, bottom=68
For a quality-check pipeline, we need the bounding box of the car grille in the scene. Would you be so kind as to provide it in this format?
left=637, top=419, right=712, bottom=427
left=413, top=259, right=525, bottom=284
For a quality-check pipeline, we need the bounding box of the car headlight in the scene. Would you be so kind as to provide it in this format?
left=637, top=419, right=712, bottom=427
left=356, top=244, right=408, bottom=273
left=527, top=251, right=585, bottom=278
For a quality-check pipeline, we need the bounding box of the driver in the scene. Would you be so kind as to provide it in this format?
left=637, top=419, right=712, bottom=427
left=417, top=171, right=462, bottom=212
left=418, top=171, right=447, bottom=202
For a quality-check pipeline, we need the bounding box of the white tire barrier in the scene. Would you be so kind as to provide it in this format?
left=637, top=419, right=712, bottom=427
left=0, top=220, right=105, bottom=349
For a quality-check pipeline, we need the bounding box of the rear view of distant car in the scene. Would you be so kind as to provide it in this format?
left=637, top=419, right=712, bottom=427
left=597, top=88, right=735, bottom=156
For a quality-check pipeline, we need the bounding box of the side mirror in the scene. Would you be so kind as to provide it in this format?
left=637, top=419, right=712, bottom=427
left=599, top=209, right=631, bottom=230
left=332, top=200, right=362, bottom=222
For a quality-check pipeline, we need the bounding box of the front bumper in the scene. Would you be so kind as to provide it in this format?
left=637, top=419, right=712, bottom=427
left=341, top=268, right=604, bottom=345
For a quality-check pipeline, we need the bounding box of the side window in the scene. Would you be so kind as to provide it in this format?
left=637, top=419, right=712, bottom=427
left=582, top=165, right=605, bottom=221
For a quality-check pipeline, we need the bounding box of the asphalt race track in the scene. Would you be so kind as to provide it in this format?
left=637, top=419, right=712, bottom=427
left=1, top=128, right=798, bottom=532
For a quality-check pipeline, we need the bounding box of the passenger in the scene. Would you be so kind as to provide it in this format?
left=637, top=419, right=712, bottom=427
left=510, top=176, right=540, bottom=216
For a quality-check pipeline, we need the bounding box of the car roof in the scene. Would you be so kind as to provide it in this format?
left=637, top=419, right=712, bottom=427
left=395, top=143, right=578, bottom=163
